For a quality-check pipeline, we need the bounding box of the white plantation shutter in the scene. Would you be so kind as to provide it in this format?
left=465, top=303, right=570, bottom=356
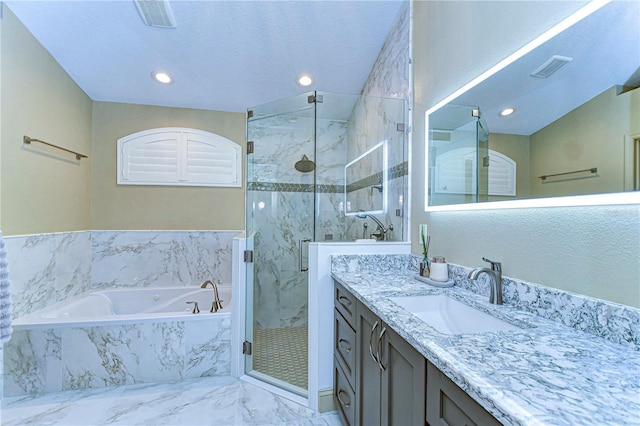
left=435, top=148, right=516, bottom=196
left=117, top=128, right=241, bottom=187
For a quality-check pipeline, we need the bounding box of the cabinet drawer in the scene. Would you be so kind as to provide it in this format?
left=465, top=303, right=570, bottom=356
left=426, top=361, right=502, bottom=426
left=335, top=281, right=357, bottom=327
left=334, top=357, right=356, bottom=426
left=334, top=309, right=356, bottom=387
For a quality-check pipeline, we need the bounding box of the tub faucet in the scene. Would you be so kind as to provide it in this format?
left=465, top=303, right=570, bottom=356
left=468, top=258, right=503, bottom=305
left=201, top=280, right=224, bottom=312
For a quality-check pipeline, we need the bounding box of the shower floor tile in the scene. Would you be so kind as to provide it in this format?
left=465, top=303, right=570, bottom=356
left=1, top=376, right=342, bottom=425
left=253, top=326, right=308, bottom=390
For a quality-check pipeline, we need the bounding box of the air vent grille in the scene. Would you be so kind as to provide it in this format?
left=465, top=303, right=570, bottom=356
left=531, top=55, right=573, bottom=78
left=134, top=0, right=177, bottom=28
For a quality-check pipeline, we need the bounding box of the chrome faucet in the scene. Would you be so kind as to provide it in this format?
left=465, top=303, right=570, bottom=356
left=201, top=280, right=224, bottom=312
left=356, top=213, right=387, bottom=241
left=468, top=258, right=503, bottom=305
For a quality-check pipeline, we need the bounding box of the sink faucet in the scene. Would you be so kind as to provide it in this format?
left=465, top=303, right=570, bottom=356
left=201, top=280, right=224, bottom=312
left=356, top=213, right=387, bottom=241
left=468, top=258, right=503, bottom=305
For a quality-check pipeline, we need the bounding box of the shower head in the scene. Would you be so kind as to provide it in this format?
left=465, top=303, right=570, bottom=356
left=294, top=154, right=315, bottom=173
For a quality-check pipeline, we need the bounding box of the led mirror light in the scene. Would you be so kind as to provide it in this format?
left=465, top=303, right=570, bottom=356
left=297, top=74, right=313, bottom=87
left=152, top=71, right=173, bottom=84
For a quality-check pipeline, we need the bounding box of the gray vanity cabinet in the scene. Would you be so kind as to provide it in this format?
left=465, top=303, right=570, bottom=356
left=334, top=281, right=500, bottom=426
left=426, top=361, right=502, bottom=426
left=355, top=299, right=427, bottom=424
left=335, top=281, right=426, bottom=426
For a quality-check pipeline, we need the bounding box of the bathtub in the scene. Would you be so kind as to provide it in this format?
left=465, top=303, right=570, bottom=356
left=13, top=285, right=232, bottom=328
left=5, top=286, right=233, bottom=396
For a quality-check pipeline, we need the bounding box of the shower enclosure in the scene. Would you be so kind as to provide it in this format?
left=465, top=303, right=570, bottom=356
left=244, top=91, right=405, bottom=395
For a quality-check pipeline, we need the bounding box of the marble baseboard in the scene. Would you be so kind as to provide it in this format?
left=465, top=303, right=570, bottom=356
left=331, top=254, right=640, bottom=350
left=3, top=316, right=231, bottom=397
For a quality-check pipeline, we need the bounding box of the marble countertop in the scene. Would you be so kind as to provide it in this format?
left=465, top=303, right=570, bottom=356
left=332, top=269, right=640, bottom=426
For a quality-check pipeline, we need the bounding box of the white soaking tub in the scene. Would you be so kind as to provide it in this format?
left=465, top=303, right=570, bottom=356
left=5, top=286, right=233, bottom=396
left=13, top=285, right=232, bottom=328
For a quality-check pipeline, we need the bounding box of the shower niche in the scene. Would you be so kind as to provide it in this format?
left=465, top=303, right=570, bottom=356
left=244, top=91, right=405, bottom=396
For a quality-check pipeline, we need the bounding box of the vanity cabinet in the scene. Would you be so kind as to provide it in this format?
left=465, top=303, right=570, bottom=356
left=426, top=361, right=502, bottom=426
left=356, top=299, right=427, bottom=426
left=334, top=281, right=503, bottom=426
left=333, top=281, right=426, bottom=425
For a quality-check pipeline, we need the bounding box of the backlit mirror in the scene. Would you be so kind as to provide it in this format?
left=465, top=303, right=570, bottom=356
left=426, top=1, right=640, bottom=208
left=345, top=141, right=388, bottom=215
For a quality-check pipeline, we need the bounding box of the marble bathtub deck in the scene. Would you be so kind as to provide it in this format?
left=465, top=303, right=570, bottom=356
left=1, top=376, right=343, bottom=426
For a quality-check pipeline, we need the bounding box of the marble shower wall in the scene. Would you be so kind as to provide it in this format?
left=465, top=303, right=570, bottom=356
left=346, top=2, right=411, bottom=241
left=3, top=315, right=231, bottom=396
left=3, top=230, right=236, bottom=317
left=248, top=114, right=348, bottom=329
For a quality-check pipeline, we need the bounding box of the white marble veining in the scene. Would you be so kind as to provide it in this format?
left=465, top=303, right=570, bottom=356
left=91, top=230, right=235, bottom=289
left=331, top=254, right=640, bottom=425
left=4, top=314, right=232, bottom=397
left=2, top=376, right=343, bottom=426
left=4, top=232, right=91, bottom=318
left=3, top=230, right=235, bottom=318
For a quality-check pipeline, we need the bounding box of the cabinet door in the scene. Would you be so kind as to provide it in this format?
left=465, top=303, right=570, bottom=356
left=380, top=326, right=426, bottom=426
left=356, top=301, right=382, bottom=426
left=426, top=361, right=502, bottom=426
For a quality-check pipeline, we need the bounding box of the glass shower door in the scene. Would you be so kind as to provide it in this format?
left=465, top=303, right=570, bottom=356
left=245, top=93, right=316, bottom=395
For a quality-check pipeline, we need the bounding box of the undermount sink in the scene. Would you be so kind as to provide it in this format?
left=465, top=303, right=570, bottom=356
left=390, top=294, right=521, bottom=335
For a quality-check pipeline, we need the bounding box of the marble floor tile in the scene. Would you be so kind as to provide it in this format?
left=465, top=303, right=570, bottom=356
left=1, top=376, right=343, bottom=426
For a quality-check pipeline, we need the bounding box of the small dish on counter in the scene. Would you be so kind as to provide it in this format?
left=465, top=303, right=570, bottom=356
left=414, top=274, right=454, bottom=288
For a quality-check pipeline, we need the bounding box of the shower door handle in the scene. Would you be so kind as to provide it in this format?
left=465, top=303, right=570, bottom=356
left=299, top=238, right=311, bottom=272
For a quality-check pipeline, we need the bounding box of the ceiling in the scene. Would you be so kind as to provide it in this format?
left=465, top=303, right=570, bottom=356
left=5, top=0, right=404, bottom=113
left=440, top=0, right=640, bottom=136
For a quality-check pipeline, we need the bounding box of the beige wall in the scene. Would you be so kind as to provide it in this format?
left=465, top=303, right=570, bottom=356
left=488, top=133, right=530, bottom=201
left=412, top=1, right=640, bottom=308
left=530, top=86, right=638, bottom=197
left=91, top=102, right=245, bottom=230
left=1, top=6, right=92, bottom=236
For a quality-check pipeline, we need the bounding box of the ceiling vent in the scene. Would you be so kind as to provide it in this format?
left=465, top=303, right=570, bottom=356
left=134, top=0, right=177, bottom=28
left=531, top=55, right=573, bottom=78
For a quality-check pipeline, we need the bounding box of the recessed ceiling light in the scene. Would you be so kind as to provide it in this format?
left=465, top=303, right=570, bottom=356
left=499, top=107, right=516, bottom=117
left=297, top=73, right=313, bottom=87
left=152, top=71, right=173, bottom=84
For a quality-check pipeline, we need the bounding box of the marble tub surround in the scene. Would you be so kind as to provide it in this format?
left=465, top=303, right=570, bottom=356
left=331, top=257, right=640, bottom=425
left=3, top=231, right=92, bottom=318
left=3, top=230, right=236, bottom=317
left=3, top=314, right=231, bottom=397
left=91, top=230, right=235, bottom=289
left=2, top=376, right=343, bottom=426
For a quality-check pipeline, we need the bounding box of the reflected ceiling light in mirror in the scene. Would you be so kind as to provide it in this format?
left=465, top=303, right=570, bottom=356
left=297, top=73, right=313, bottom=87
left=424, top=0, right=616, bottom=212
left=152, top=71, right=172, bottom=84
left=499, top=107, right=516, bottom=117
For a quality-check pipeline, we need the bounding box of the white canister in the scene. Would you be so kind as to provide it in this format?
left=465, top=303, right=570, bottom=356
left=430, top=256, right=448, bottom=282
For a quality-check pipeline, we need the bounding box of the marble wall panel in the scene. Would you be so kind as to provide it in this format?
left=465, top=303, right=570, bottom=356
left=91, top=231, right=235, bottom=289
left=61, top=321, right=185, bottom=390
left=252, top=191, right=313, bottom=329
left=3, top=328, right=62, bottom=396
left=184, top=316, right=231, bottom=378
left=4, top=232, right=91, bottom=318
